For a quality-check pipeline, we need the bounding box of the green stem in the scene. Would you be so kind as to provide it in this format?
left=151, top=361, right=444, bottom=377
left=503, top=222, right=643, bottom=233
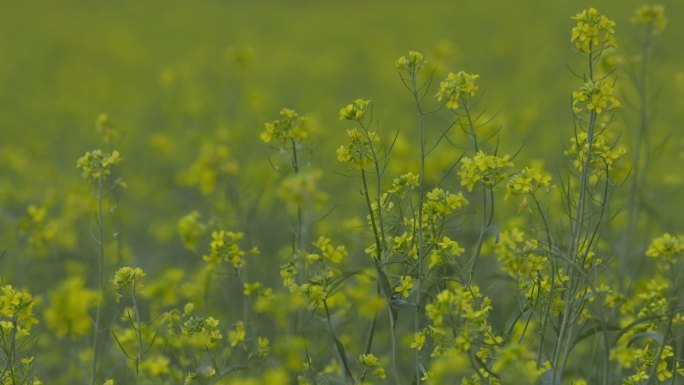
left=624, top=22, right=653, bottom=266
left=360, top=168, right=399, bottom=384
left=360, top=169, right=383, bottom=265
left=409, top=63, right=427, bottom=385
left=468, top=188, right=494, bottom=284
left=131, top=291, right=143, bottom=373
left=91, top=178, right=106, bottom=385
left=531, top=193, right=557, bottom=366
left=553, top=48, right=598, bottom=385
left=462, top=97, right=479, bottom=153
left=323, top=299, right=355, bottom=384
left=291, top=138, right=303, bottom=252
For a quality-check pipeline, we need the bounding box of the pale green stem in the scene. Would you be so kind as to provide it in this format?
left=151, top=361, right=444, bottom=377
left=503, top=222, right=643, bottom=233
left=131, top=290, right=143, bottom=373
left=624, top=22, right=653, bottom=265
left=91, top=177, right=106, bottom=385
left=409, top=64, right=426, bottom=385
left=552, top=48, right=598, bottom=385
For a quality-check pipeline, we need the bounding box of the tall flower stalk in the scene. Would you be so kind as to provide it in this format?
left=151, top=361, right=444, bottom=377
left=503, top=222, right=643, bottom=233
left=76, top=149, right=123, bottom=384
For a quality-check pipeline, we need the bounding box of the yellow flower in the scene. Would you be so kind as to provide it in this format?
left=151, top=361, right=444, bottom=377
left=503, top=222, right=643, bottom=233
left=572, top=79, right=620, bottom=115
left=112, top=266, right=145, bottom=302
left=178, top=211, right=206, bottom=252
left=260, top=108, right=309, bottom=145
left=76, top=149, right=122, bottom=182
left=458, top=151, right=513, bottom=191
left=435, top=71, right=480, bottom=110
left=44, top=277, right=99, bottom=339
left=395, top=275, right=414, bottom=298
left=357, top=353, right=386, bottom=378
left=646, top=233, right=684, bottom=263
left=339, top=99, right=371, bottom=121
left=257, top=337, right=271, bottom=357
left=337, top=128, right=380, bottom=168
left=203, top=230, right=254, bottom=271
left=395, top=50, right=425, bottom=71
left=632, top=4, right=666, bottom=34
left=140, top=355, right=170, bottom=377
left=505, top=166, right=552, bottom=199
left=229, top=321, right=246, bottom=347
left=0, top=285, right=38, bottom=336
left=410, top=331, right=426, bottom=351
left=0, top=320, right=13, bottom=333
left=571, top=8, right=617, bottom=54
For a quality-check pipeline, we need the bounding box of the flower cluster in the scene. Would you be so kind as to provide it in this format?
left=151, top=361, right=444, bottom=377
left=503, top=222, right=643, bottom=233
left=0, top=282, right=41, bottom=384
left=426, top=282, right=500, bottom=359
left=435, top=71, right=480, bottom=110
left=228, top=320, right=245, bottom=347
left=139, top=355, right=170, bottom=378
left=112, top=266, right=145, bottom=303
left=203, top=230, right=258, bottom=271
left=17, top=204, right=61, bottom=255
left=387, top=172, right=420, bottom=197
left=338, top=99, right=371, bottom=121
left=176, top=143, right=238, bottom=195
left=177, top=211, right=206, bottom=252
left=613, top=340, right=678, bottom=384
left=181, top=315, right=223, bottom=348
left=260, top=108, right=309, bottom=145
left=313, top=236, right=348, bottom=264
left=645, top=233, right=684, bottom=264
left=280, top=236, right=347, bottom=308
left=632, top=4, right=667, bottom=34
left=336, top=128, right=379, bottom=168
left=571, top=7, right=617, bottom=54
left=357, top=353, right=386, bottom=379
left=0, top=284, right=38, bottom=337
left=572, top=78, right=621, bottom=115
left=458, top=151, right=513, bottom=191
left=505, top=166, right=553, bottom=200
left=44, top=277, right=100, bottom=339
left=429, top=236, right=466, bottom=269
left=76, top=149, right=122, bottom=182
left=395, top=50, right=425, bottom=72
left=422, top=188, right=469, bottom=221
left=564, top=132, right=626, bottom=175
left=494, top=228, right=545, bottom=280
left=96, top=113, right=124, bottom=144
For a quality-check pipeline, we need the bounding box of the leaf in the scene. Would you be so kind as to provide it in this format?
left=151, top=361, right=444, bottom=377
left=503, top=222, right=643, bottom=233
left=327, top=269, right=363, bottom=297
left=627, top=331, right=664, bottom=347
left=209, top=366, right=249, bottom=384
left=572, top=322, right=620, bottom=350
left=377, top=266, right=392, bottom=298
left=484, top=225, right=500, bottom=243
left=332, top=334, right=355, bottom=381
left=390, top=298, right=419, bottom=309
left=111, top=330, right=135, bottom=360
left=390, top=306, right=399, bottom=326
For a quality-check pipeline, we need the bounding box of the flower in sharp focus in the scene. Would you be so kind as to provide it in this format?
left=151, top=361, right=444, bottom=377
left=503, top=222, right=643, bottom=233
left=435, top=71, right=480, bottom=110
left=571, top=8, right=617, bottom=54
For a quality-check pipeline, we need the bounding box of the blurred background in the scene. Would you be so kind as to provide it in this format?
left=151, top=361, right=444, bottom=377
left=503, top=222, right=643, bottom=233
left=3, top=0, right=684, bottom=309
